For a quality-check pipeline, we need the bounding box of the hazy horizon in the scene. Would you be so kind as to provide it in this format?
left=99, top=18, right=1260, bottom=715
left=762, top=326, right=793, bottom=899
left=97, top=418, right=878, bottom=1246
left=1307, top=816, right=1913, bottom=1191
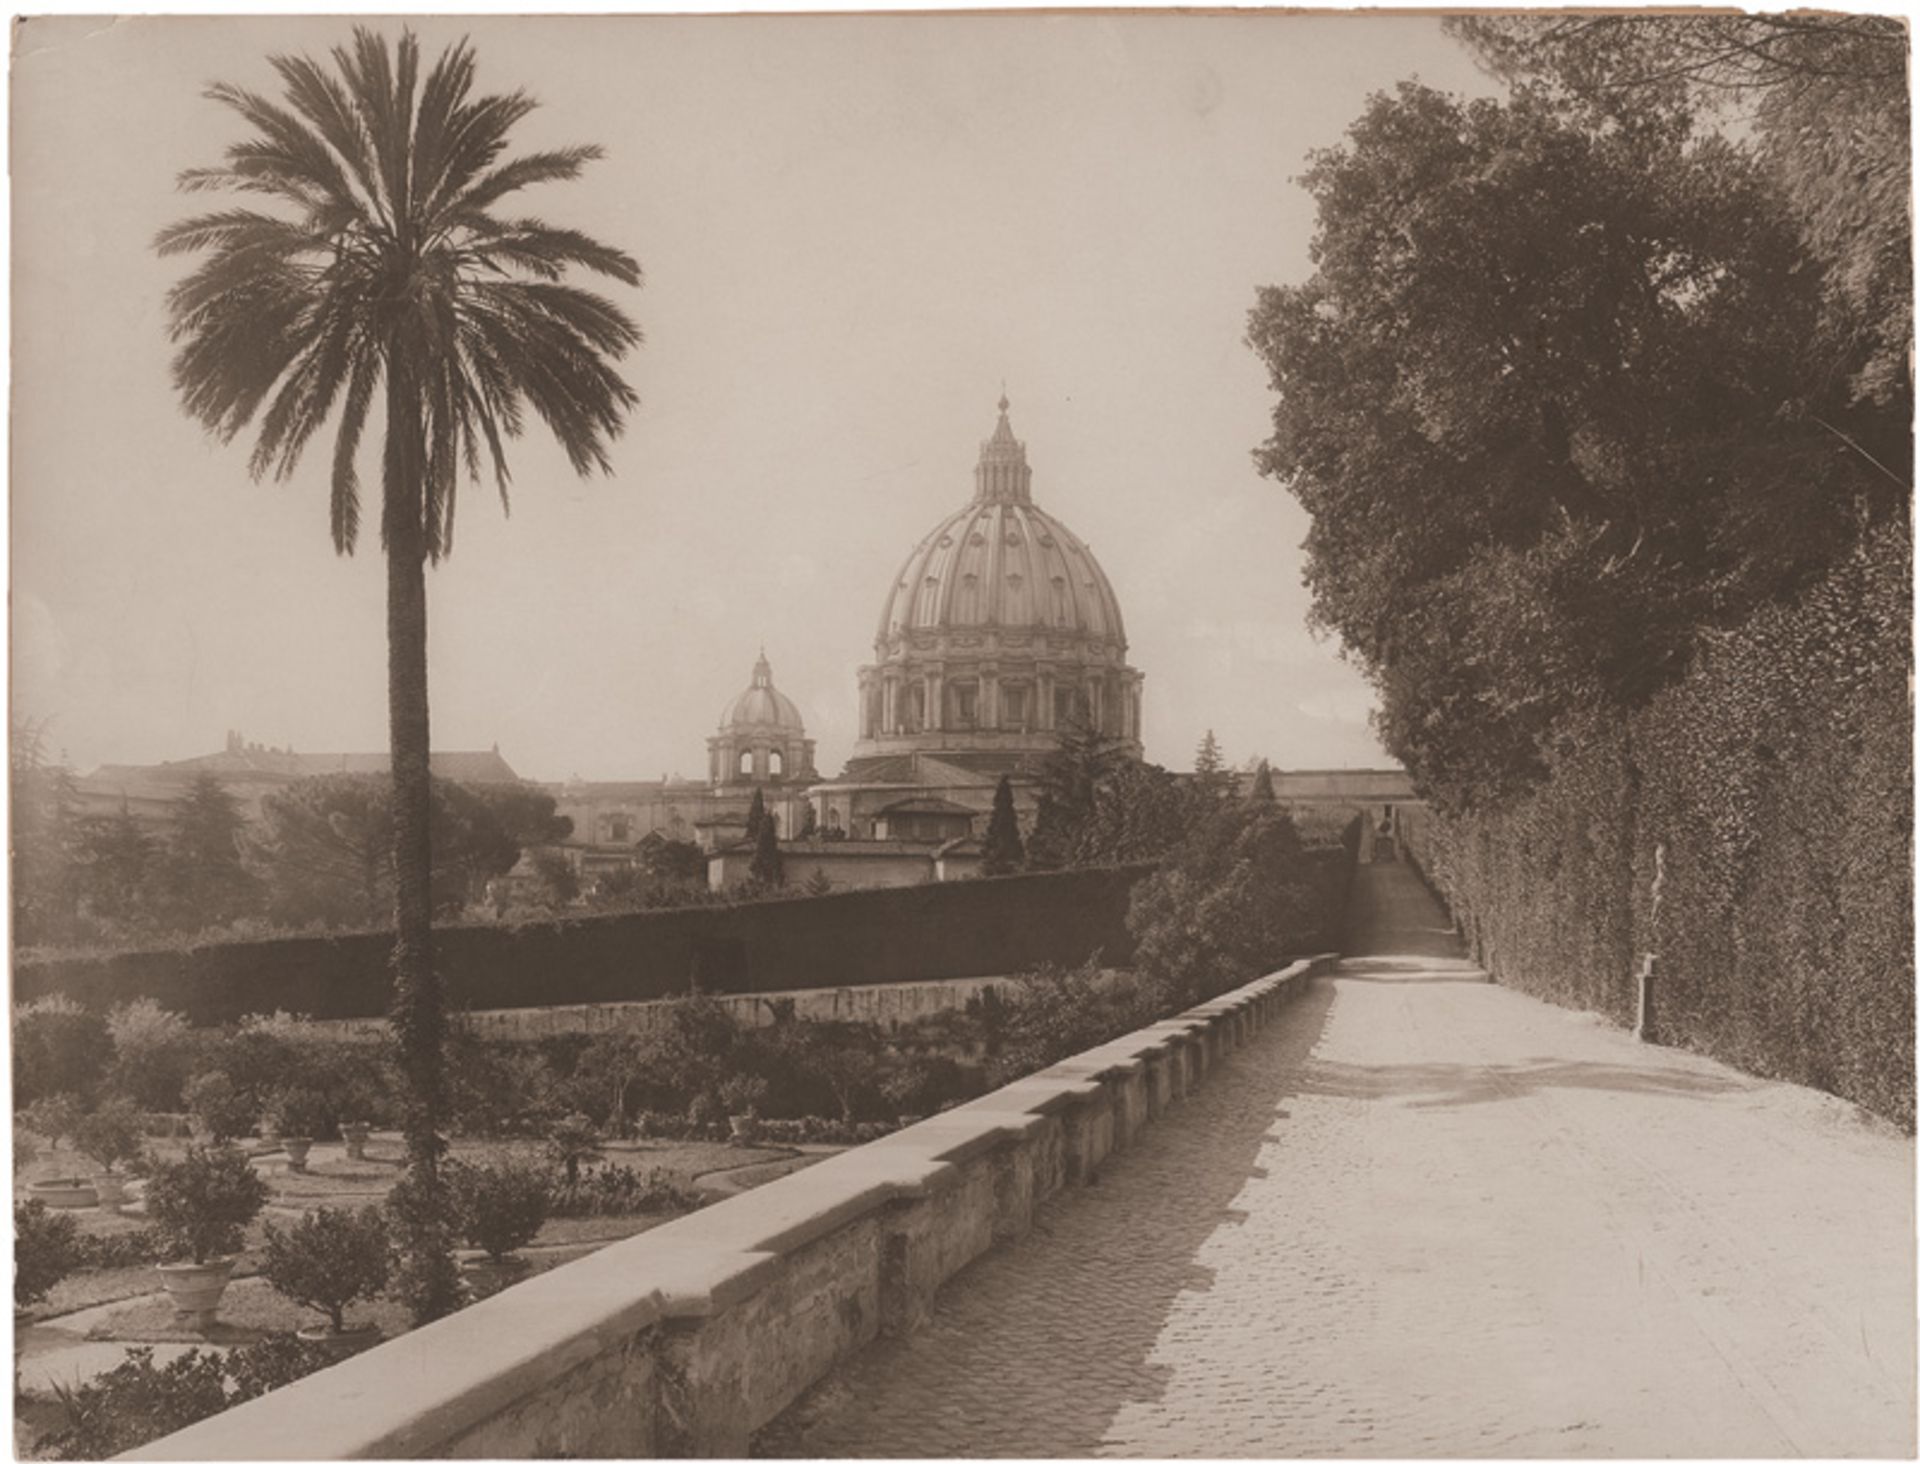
left=12, top=13, right=1499, bottom=784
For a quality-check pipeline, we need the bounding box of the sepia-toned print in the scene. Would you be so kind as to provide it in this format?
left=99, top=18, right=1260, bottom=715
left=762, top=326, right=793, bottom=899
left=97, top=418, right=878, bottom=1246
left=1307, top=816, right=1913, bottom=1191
left=10, top=11, right=1911, bottom=1459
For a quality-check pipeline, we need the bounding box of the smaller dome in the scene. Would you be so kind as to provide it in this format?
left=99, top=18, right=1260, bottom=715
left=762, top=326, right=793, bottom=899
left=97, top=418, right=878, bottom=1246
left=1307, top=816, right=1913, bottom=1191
left=722, top=651, right=806, bottom=732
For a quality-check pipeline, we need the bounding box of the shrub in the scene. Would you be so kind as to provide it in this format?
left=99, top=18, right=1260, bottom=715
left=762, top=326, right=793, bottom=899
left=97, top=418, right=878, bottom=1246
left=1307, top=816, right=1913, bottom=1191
left=1128, top=803, right=1324, bottom=1006
left=16, top=1199, right=83, bottom=1307
left=41, top=1337, right=334, bottom=1461
left=879, top=1057, right=976, bottom=1118
left=74, top=1227, right=167, bottom=1271
left=263, top=1084, right=335, bottom=1141
left=718, top=1073, right=769, bottom=1117
left=446, top=1029, right=562, bottom=1136
left=72, top=1098, right=146, bottom=1174
left=188, top=1023, right=293, bottom=1111
left=261, top=1206, right=392, bottom=1333
left=547, top=1164, right=700, bottom=1218
left=448, top=1157, right=552, bottom=1262
left=105, top=999, right=198, bottom=1112
left=144, top=1146, right=270, bottom=1264
left=996, top=960, right=1164, bottom=1079
left=22, top=1092, right=84, bottom=1150
left=13, top=997, right=111, bottom=1105
left=686, top=1091, right=723, bottom=1134
left=183, top=1071, right=258, bottom=1145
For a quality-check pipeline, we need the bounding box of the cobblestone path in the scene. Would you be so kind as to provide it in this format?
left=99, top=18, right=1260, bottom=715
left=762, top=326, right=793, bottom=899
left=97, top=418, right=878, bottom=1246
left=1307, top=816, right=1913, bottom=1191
left=759, top=861, right=1915, bottom=1458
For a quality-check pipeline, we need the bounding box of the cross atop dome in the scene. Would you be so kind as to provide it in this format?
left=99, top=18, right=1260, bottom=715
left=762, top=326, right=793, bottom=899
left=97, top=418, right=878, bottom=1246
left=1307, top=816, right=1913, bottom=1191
left=752, top=648, right=772, bottom=688
left=975, top=391, right=1032, bottom=504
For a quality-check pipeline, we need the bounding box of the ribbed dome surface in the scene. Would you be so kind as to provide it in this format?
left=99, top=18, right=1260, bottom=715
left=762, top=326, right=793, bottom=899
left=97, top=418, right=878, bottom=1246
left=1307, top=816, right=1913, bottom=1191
left=875, top=499, right=1127, bottom=647
left=722, top=653, right=806, bottom=730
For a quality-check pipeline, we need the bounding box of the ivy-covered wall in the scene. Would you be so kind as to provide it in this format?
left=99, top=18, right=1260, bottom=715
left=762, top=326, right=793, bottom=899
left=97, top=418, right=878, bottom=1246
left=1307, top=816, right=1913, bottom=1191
left=1408, top=527, right=1913, bottom=1129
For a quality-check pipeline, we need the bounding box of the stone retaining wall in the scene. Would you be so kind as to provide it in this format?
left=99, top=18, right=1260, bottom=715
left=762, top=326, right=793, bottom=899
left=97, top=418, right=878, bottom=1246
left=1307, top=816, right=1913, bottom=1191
left=127, top=955, right=1335, bottom=1461
left=308, top=974, right=1022, bottom=1043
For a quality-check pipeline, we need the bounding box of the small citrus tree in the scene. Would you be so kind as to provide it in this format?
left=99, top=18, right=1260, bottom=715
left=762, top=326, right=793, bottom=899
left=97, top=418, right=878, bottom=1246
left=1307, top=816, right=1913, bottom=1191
left=262, top=1206, right=392, bottom=1334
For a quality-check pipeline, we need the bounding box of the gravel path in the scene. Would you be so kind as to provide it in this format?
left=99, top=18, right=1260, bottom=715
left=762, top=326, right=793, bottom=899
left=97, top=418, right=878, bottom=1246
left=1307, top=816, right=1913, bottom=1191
left=759, top=861, right=1915, bottom=1458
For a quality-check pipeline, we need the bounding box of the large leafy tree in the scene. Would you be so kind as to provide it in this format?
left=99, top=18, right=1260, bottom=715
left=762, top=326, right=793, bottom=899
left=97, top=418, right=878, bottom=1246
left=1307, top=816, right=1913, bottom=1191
left=1247, top=82, right=1893, bottom=809
left=158, top=29, right=641, bottom=1319
left=1448, top=15, right=1911, bottom=420
left=252, top=773, right=558, bottom=927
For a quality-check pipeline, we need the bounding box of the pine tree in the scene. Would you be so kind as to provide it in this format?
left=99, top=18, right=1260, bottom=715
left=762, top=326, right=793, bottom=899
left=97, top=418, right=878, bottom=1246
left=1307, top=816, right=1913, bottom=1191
left=162, top=772, right=261, bottom=931
left=981, top=775, right=1025, bottom=876
left=1248, top=760, right=1277, bottom=805
left=799, top=802, right=819, bottom=840
left=743, top=788, right=767, bottom=844
left=749, top=810, right=783, bottom=886
left=77, top=805, right=158, bottom=931
left=1191, top=730, right=1236, bottom=816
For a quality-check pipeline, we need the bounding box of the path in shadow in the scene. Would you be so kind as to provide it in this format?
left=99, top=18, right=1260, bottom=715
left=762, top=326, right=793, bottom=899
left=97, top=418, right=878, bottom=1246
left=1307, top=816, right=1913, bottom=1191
left=1292, top=1053, right=1752, bottom=1110
left=756, top=978, right=1339, bottom=1458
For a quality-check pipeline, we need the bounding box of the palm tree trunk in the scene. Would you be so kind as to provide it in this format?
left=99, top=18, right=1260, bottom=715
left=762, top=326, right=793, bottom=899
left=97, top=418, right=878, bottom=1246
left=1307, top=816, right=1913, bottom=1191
left=382, top=359, right=460, bottom=1323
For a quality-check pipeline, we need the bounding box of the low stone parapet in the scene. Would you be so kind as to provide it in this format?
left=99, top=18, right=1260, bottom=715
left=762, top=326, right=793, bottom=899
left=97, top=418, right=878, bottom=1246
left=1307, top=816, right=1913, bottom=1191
left=125, top=955, right=1335, bottom=1461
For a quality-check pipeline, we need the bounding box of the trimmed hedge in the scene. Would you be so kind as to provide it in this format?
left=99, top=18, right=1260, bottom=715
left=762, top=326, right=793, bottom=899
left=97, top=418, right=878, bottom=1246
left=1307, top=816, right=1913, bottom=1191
left=1414, top=527, right=1913, bottom=1128
left=14, top=864, right=1155, bottom=1028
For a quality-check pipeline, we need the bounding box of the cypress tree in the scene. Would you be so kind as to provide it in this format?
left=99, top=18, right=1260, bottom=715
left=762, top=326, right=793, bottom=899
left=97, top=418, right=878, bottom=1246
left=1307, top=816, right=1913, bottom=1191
left=1248, top=760, right=1277, bottom=805
left=982, top=775, right=1025, bottom=876
left=749, top=809, right=783, bottom=886
left=743, top=787, right=767, bottom=844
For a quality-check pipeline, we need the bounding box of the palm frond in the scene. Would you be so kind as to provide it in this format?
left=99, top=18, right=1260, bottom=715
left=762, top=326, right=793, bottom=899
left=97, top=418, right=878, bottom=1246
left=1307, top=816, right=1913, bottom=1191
left=444, top=145, right=601, bottom=222
left=463, top=218, right=642, bottom=286
left=330, top=351, right=381, bottom=554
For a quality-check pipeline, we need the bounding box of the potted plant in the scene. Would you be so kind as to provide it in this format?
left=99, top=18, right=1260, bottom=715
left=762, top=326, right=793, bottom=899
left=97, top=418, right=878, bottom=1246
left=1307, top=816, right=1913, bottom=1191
left=339, top=1122, right=373, bottom=1162
left=263, top=1086, right=331, bottom=1172
left=143, top=1145, right=269, bottom=1332
left=71, top=1099, right=146, bottom=1210
left=719, top=1074, right=769, bottom=1143
left=261, top=1205, right=391, bottom=1354
left=447, top=1158, right=551, bottom=1297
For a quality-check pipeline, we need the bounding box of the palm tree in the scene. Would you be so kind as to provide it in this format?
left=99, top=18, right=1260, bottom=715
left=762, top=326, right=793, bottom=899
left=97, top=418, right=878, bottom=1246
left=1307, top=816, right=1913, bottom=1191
left=157, top=27, right=641, bottom=1320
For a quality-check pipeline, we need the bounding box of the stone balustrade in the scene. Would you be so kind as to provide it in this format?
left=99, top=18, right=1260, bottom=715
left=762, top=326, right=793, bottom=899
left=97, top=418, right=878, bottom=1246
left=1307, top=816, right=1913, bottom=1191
left=126, top=955, right=1334, bottom=1461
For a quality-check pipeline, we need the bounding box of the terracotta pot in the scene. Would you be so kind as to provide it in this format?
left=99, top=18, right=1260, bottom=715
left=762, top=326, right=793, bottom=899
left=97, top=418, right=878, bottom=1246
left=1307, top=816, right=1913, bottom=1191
left=26, top=1178, right=97, bottom=1210
left=282, top=1137, right=314, bottom=1172
left=296, top=1323, right=382, bottom=1356
left=340, top=1123, right=371, bottom=1161
left=156, top=1258, right=237, bottom=1332
left=92, top=1173, right=128, bottom=1210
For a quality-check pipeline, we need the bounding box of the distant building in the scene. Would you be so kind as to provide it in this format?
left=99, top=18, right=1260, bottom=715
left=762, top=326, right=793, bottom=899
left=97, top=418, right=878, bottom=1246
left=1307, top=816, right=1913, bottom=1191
left=71, top=731, right=521, bottom=825
left=550, top=652, right=815, bottom=882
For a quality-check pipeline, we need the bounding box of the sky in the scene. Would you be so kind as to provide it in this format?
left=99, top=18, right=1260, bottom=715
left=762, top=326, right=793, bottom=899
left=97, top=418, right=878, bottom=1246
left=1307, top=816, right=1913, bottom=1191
left=11, top=12, right=1499, bottom=783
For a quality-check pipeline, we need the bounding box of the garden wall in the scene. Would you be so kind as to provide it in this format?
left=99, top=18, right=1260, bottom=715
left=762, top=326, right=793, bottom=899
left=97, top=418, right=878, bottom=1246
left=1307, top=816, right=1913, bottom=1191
left=127, top=953, right=1337, bottom=1460
left=1409, top=527, right=1913, bottom=1129
left=13, top=865, right=1154, bottom=1027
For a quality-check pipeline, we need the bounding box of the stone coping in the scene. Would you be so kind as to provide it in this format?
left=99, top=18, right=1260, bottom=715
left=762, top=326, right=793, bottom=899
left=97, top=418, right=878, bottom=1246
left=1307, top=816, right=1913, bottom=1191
left=125, top=954, right=1335, bottom=1461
